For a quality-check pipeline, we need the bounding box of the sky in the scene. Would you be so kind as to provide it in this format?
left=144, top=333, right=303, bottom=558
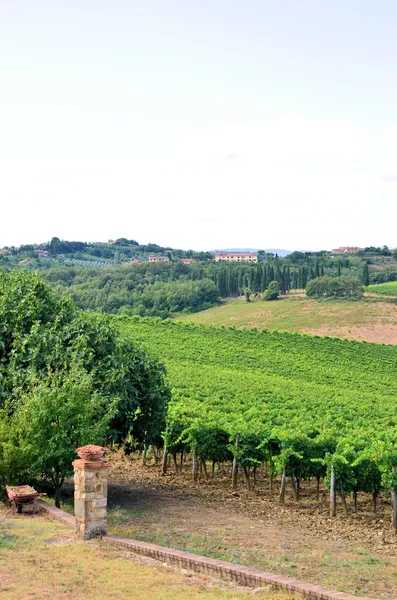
left=1, top=1, right=397, bottom=251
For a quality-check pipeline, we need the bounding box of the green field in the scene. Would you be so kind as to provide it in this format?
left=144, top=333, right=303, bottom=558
left=366, top=281, right=397, bottom=296
left=175, top=295, right=397, bottom=344
left=116, top=316, right=397, bottom=438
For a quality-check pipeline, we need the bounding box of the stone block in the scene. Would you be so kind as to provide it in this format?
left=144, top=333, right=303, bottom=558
left=92, top=497, right=107, bottom=508
left=73, top=456, right=108, bottom=539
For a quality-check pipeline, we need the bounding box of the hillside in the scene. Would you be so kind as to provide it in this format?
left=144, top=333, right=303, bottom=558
left=114, top=316, right=397, bottom=530
left=117, top=316, right=397, bottom=396
left=176, top=295, right=397, bottom=344
left=3, top=237, right=397, bottom=321
left=0, top=237, right=213, bottom=269
left=116, top=316, right=397, bottom=441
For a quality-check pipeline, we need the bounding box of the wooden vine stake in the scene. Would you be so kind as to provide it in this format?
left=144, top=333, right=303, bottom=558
left=330, top=464, right=336, bottom=518
left=279, top=466, right=287, bottom=504
left=161, top=445, right=168, bottom=475
left=391, top=465, right=397, bottom=531
left=231, top=434, right=239, bottom=490
left=193, top=444, right=198, bottom=482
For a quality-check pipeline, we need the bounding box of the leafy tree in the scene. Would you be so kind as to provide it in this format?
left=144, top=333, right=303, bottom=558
left=263, top=280, right=280, bottom=301
left=0, top=271, right=170, bottom=500
left=6, top=367, right=115, bottom=507
left=306, top=276, right=363, bottom=299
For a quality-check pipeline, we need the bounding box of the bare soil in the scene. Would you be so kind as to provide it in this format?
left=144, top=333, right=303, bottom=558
left=307, top=323, right=397, bottom=345
left=98, top=453, right=397, bottom=599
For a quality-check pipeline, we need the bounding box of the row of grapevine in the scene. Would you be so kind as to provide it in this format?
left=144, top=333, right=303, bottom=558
left=366, top=282, right=397, bottom=296
left=116, top=316, right=397, bottom=527
left=56, top=257, right=112, bottom=269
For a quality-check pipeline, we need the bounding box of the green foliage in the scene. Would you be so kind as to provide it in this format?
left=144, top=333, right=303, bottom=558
left=0, top=272, right=170, bottom=499
left=360, top=245, right=391, bottom=256
left=42, top=265, right=219, bottom=317
left=4, top=367, right=115, bottom=503
left=263, top=280, right=280, bottom=301
left=306, top=276, right=363, bottom=299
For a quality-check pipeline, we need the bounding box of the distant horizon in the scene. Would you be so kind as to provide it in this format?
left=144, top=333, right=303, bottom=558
left=1, top=235, right=394, bottom=255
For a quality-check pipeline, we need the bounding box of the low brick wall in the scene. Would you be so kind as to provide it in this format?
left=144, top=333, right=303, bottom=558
left=37, top=500, right=373, bottom=600
left=36, top=500, right=75, bottom=529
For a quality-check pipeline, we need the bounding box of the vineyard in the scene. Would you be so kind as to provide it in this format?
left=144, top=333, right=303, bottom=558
left=366, top=281, right=397, bottom=296
left=116, top=316, right=397, bottom=526
left=55, top=256, right=113, bottom=269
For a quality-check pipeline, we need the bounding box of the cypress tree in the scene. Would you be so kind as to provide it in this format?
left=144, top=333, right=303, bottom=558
left=276, top=265, right=282, bottom=288
left=254, top=268, right=261, bottom=293
left=220, top=269, right=228, bottom=297
left=302, top=267, right=308, bottom=288
left=286, top=266, right=291, bottom=292
left=281, top=266, right=287, bottom=294
left=261, top=265, right=267, bottom=292
left=238, top=269, right=245, bottom=294
left=232, top=271, right=239, bottom=297
left=362, top=263, right=370, bottom=286
left=249, top=269, right=255, bottom=292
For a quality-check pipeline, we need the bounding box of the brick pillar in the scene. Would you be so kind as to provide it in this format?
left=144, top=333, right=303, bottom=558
left=73, top=445, right=108, bottom=540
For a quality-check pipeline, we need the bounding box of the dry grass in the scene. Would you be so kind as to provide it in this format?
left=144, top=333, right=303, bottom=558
left=0, top=504, right=288, bottom=600
left=176, top=296, right=397, bottom=344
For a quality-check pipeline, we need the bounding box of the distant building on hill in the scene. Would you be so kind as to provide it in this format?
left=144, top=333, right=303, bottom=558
left=214, top=252, right=258, bottom=263
left=180, top=258, right=197, bottom=264
left=331, top=246, right=362, bottom=255
left=148, top=255, right=170, bottom=263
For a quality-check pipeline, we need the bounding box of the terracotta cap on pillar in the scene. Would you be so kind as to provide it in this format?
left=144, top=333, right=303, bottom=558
left=76, top=445, right=106, bottom=461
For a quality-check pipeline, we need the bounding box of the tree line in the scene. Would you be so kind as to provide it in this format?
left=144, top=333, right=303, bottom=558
left=35, top=254, right=369, bottom=316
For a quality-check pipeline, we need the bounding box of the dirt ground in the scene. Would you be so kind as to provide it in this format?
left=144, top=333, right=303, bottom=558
left=81, top=453, right=397, bottom=600
left=307, top=323, right=397, bottom=344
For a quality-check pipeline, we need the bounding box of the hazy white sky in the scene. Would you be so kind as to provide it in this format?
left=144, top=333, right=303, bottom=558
left=1, top=1, right=397, bottom=250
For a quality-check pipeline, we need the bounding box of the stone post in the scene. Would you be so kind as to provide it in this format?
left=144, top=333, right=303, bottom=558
left=73, top=445, right=108, bottom=539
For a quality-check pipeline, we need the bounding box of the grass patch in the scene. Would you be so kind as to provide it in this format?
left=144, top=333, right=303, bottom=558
left=0, top=509, right=287, bottom=600
left=175, top=295, right=397, bottom=343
